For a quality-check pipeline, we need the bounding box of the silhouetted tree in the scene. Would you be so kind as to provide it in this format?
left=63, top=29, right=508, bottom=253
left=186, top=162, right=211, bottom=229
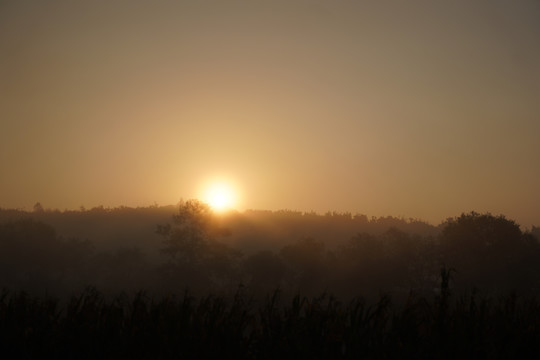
left=156, top=200, right=240, bottom=292
left=33, top=202, right=44, bottom=213
left=0, top=219, right=97, bottom=294
left=440, top=212, right=538, bottom=292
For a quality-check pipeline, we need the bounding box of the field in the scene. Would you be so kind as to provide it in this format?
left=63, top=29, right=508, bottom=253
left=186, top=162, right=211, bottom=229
left=1, top=286, right=539, bottom=359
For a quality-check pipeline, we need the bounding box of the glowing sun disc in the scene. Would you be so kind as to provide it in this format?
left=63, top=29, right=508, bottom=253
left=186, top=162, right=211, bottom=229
left=204, top=183, right=235, bottom=211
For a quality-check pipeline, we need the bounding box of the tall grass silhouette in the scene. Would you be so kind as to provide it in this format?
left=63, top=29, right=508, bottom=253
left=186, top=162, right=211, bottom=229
left=1, top=282, right=539, bottom=358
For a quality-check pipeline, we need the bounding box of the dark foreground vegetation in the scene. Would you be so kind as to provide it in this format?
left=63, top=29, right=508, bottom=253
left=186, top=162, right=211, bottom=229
left=1, top=201, right=539, bottom=300
left=1, top=201, right=539, bottom=357
left=1, top=286, right=539, bottom=359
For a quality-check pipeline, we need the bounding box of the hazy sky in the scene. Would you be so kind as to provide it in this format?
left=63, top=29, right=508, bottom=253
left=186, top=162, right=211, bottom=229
left=1, top=0, right=539, bottom=226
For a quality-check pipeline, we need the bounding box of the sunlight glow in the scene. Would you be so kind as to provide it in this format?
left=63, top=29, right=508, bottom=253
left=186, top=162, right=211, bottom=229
left=204, top=182, right=236, bottom=211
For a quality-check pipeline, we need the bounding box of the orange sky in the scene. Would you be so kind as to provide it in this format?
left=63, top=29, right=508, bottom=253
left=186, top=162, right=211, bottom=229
left=1, top=0, right=539, bottom=226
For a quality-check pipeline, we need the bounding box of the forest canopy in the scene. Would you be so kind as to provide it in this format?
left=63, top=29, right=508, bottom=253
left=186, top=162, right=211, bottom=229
left=1, top=202, right=538, bottom=300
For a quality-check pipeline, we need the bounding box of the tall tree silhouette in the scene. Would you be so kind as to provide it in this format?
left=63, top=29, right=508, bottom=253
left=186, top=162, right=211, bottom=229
left=156, top=200, right=239, bottom=291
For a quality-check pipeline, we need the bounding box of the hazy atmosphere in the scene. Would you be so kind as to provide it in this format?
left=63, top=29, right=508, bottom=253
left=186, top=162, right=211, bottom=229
left=2, top=2, right=540, bottom=356
left=1, top=0, right=539, bottom=226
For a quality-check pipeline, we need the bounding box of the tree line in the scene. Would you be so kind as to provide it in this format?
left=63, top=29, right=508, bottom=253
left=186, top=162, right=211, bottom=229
left=1, top=200, right=539, bottom=301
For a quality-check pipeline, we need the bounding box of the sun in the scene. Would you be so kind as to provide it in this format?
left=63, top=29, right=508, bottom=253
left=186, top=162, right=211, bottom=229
left=204, top=182, right=236, bottom=211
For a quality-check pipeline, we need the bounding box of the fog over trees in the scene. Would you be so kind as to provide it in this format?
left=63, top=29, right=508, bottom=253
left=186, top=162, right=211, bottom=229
left=1, top=201, right=538, bottom=301
left=2, top=201, right=540, bottom=357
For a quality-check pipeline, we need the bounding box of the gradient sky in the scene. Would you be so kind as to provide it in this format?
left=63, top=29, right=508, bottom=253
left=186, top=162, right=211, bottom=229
left=1, top=0, right=539, bottom=226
